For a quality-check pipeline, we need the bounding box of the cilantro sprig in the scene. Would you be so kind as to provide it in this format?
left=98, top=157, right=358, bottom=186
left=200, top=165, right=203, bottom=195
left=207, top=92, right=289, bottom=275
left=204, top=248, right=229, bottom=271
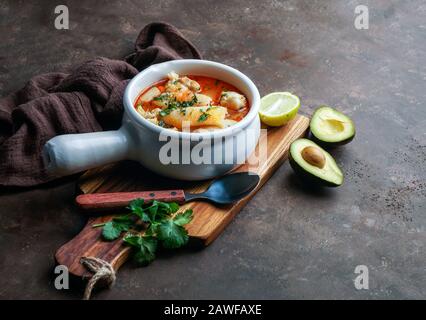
left=198, top=106, right=215, bottom=123
left=93, top=199, right=193, bottom=266
left=197, top=112, right=209, bottom=122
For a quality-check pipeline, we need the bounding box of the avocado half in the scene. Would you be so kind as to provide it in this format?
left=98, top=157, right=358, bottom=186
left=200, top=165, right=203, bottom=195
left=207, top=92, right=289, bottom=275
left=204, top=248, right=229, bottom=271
left=310, top=106, right=355, bottom=147
left=289, top=138, right=344, bottom=187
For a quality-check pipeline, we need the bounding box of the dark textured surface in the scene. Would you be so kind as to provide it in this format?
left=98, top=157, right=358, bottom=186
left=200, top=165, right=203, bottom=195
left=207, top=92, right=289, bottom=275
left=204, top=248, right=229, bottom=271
left=0, top=0, right=425, bottom=299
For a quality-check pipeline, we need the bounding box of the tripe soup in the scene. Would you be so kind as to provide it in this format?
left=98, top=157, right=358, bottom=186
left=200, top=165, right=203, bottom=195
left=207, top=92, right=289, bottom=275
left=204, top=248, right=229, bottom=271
left=134, top=71, right=250, bottom=132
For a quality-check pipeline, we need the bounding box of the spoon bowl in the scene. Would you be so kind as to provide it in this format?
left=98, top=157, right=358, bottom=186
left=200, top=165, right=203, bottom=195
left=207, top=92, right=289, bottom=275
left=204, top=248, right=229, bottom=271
left=187, top=172, right=260, bottom=204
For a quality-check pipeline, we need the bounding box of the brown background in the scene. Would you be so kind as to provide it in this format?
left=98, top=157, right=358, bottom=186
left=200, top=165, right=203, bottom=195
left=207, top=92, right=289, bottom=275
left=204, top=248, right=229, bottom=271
left=0, top=0, right=425, bottom=299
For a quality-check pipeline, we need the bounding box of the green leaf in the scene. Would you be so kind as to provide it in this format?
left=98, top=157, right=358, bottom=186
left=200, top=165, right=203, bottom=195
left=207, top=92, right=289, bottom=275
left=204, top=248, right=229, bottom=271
left=173, top=209, right=193, bottom=226
left=123, top=234, right=158, bottom=266
left=128, top=198, right=153, bottom=223
left=101, top=217, right=133, bottom=241
left=114, top=218, right=133, bottom=231
left=145, top=222, right=158, bottom=236
left=168, top=202, right=180, bottom=214
left=150, top=201, right=175, bottom=221
left=123, top=234, right=141, bottom=246
left=129, top=198, right=145, bottom=211
left=147, top=201, right=159, bottom=220
left=198, top=112, right=209, bottom=122
left=113, top=213, right=132, bottom=223
left=135, top=206, right=152, bottom=223
left=134, top=250, right=155, bottom=266
left=157, top=220, right=189, bottom=249
left=158, top=201, right=173, bottom=214
left=102, top=221, right=122, bottom=241
left=159, top=106, right=176, bottom=117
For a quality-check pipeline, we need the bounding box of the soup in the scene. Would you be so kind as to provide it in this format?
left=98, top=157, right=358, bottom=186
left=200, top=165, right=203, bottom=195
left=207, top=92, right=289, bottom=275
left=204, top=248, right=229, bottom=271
left=134, top=71, right=250, bottom=132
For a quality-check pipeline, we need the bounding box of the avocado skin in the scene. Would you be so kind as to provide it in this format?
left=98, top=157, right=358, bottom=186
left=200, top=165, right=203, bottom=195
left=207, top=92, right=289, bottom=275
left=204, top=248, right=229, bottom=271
left=308, top=130, right=355, bottom=148
left=289, top=153, right=342, bottom=187
left=309, top=106, right=355, bottom=148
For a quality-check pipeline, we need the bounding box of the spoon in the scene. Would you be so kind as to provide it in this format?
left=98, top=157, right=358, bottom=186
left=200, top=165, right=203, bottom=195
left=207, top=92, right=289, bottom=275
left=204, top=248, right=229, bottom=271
left=76, top=172, right=260, bottom=211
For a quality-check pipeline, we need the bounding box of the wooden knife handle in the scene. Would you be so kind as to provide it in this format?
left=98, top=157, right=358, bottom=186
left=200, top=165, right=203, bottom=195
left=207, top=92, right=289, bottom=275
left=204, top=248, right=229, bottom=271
left=76, top=190, right=186, bottom=210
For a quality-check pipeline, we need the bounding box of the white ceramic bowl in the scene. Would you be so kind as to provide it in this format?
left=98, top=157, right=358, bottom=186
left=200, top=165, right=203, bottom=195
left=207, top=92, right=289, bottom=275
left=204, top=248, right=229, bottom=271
left=43, top=59, right=261, bottom=180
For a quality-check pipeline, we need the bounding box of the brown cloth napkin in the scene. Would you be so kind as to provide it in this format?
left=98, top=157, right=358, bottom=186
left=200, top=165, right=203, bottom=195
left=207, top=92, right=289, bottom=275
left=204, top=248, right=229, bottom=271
left=0, top=22, right=201, bottom=187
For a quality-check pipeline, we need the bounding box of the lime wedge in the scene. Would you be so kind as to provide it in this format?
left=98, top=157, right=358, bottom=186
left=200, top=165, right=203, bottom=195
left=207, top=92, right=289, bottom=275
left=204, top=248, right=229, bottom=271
left=259, top=92, right=300, bottom=126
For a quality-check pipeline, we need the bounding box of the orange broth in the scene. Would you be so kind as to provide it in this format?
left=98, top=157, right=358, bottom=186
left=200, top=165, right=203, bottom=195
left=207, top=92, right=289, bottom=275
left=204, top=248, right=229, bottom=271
left=134, top=75, right=250, bottom=123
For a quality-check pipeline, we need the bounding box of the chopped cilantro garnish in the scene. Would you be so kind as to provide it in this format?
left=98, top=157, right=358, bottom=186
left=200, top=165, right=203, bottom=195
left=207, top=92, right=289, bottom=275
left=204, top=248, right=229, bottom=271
left=159, top=106, right=177, bottom=117
left=159, top=94, right=197, bottom=117
left=198, top=112, right=209, bottom=122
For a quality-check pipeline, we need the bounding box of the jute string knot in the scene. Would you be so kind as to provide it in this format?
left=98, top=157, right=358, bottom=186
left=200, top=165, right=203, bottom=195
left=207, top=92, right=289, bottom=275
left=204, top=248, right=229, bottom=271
left=80, top=256, right=116, bottom=300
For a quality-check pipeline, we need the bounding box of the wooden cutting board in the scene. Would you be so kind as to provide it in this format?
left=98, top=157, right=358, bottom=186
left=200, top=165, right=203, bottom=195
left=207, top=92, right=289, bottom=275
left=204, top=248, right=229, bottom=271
left=55, top=115, right=309, bottom=278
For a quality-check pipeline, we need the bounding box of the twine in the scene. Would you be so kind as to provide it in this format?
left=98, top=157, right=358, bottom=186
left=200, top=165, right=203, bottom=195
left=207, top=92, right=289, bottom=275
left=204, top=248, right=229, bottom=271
left=80, top=256, right=116, bottom=300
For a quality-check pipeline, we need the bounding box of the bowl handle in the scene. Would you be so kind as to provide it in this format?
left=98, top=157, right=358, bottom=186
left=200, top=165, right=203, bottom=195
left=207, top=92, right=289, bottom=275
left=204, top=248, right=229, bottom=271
left=43, top=128, right=130, bottom=177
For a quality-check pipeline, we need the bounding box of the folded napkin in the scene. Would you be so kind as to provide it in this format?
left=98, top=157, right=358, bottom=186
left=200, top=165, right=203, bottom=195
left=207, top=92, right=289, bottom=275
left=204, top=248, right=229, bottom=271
left=0, top=22, right=201, bottom=187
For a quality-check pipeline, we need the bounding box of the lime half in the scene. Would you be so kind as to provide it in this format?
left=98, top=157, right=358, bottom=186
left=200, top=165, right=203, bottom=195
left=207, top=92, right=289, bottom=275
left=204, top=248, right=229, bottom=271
left=259, top=92, right=300, bottom=126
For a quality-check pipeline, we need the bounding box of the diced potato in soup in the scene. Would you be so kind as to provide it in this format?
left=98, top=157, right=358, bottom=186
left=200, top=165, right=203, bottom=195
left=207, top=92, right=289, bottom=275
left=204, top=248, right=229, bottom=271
left=139, top=87, right=161, bottom=103
left=162, top=106, right=227, bottom=130
left=134, top=71, right=249, bottom=131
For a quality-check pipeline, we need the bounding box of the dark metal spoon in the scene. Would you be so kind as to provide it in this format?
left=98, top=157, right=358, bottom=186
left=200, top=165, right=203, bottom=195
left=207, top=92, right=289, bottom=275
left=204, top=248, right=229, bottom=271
left=76, top=172, right=260, bottom=210
left=185, top=171, right=260, bottom=204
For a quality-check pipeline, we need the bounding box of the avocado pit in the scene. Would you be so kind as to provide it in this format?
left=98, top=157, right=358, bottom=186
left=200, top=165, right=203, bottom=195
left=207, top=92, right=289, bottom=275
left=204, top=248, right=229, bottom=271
left=301, top=146, right=325, bottom=168
left=289, top=138, right=344, bottom=187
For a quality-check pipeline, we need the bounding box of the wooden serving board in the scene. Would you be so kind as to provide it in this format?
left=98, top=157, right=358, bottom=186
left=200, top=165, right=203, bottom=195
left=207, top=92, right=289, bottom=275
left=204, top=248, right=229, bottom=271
left=55, top=115, right=309, bottom=278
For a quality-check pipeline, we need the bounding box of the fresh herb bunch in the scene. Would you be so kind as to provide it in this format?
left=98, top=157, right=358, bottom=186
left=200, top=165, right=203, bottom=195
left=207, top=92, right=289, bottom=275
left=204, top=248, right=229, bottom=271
left=93, top=199, right=193, bottom=266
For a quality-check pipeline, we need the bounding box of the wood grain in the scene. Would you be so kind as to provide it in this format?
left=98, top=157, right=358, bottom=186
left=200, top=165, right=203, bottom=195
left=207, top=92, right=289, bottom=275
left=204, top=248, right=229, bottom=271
left=55, top=115, right=310, bottom=278
left=76, top=190, right=186, bottom=210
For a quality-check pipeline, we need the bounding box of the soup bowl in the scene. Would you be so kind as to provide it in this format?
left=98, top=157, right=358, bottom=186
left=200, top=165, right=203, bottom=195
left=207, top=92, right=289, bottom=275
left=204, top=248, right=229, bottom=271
left=43, top=59, right=261, bottom=180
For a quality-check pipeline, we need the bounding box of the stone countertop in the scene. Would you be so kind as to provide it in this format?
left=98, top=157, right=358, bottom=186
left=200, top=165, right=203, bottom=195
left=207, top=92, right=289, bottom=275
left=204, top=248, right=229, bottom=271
left=0, top=0, right=425, bottom=299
